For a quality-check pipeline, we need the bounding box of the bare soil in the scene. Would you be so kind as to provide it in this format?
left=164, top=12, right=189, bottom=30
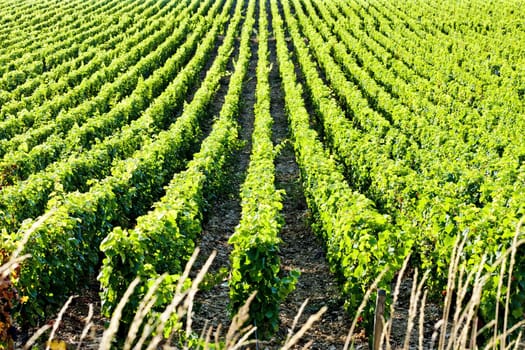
left=190, top=29, right=258, bottom=339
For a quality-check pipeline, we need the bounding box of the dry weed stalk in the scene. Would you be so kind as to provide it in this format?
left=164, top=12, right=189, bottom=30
left=22, top=325, right=52, bottom=350
left=45, top=295, right=75, bottom=350
left=369, top=219, right=525, bottom=350
left=100, top=277, right=141, bottom=349
left=343, top=267, right=390, bottom=350
left=12, top=218, right=524, bottom=349
left=502, top=218, right=524, bottom=350
left=281, top=299, right=327, bottom=350
left=403, top=269, right=429, bottom=350
left=418, top=290, right=428, bottom=350
left=1, top=210, right=55, bottom=286
left=77, top=303, right=94, bottom=350
left=384, top=254, right=412, bottom=350
left=123, top=274, right=166, bottom=350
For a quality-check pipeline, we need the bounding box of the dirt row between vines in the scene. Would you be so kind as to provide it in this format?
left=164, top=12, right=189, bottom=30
left=190, top=1, right=357, bottom=347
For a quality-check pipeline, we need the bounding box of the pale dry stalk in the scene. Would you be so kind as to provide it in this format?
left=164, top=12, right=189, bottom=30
left=289, top=298, right=310, bottom=340
left=418, top=290, right=428, bottom=350
left=281, top=305, right=327, bottom=350
left=8, top=209, right=56, bottom=263
left=99, top=277, right=140, bottom=349
left=403, top=270, right=429, bottom=349
left=123, top=273, right=166, bottom=350
left=224, top=292, right=257, bottom=349
left=76, top=303, right=94, bottom=350
left=385, top=254, right=411, bottom=350
left=502, top=217, right=524, bottom=350
left=145, top=250, right=216, bottom=350
left=133, top=320, right=155, bottom=350
left=438, top=230, right=469, bottom=349
left=343, top=267, right=389, bottom=350
left=46, top=295, right=75, bottom=350
left=23, top=325, right=52, bottom=350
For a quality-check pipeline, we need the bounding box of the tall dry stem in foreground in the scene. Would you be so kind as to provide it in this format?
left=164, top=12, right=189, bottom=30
left=11, top=219, right=525, bottom=349
left=344, top=219, right=524, bottom=350
left=18, top=247, right=324, bottom=349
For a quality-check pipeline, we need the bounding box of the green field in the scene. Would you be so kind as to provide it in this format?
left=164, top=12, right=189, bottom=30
left=0, top=0, right=524, bottom=347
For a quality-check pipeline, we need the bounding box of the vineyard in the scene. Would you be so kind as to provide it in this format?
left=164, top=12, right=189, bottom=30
left=0, top=0, right=524, bottom=348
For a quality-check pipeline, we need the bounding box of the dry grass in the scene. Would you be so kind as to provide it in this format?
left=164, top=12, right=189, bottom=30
left=344, top=218, right=525, bottom=350
left=13, top=246, right=326, bottom=349
left=4, top=217, right=525, bottom=349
